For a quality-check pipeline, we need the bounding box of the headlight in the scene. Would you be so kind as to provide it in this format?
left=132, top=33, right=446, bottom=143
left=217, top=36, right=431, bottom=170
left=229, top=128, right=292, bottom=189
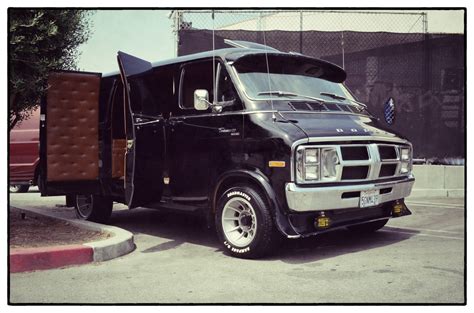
left=305, top=165, right=319, bottom=180
left=399, top=146, right=412, bottom=174
left=296, top=146, right=339, bottom=183
left=321, top=148, right=339, bottom=178
left=304, top=148, right=319, bottom=164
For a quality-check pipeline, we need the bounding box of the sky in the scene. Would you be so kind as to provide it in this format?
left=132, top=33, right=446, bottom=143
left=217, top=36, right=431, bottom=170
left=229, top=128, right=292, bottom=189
left=76, top=9, right=464, bottom=74
left=77, top=10, right=176, bottom=73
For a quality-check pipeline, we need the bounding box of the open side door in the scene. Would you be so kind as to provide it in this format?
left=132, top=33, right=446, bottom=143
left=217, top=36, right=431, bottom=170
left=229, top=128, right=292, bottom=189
left=39, top=71, right=102, bottom=196
left=117, top=51, right=165, bottom=208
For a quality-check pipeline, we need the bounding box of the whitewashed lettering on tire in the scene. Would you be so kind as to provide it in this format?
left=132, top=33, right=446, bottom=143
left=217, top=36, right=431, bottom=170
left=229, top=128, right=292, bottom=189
left=223, top=241, right=250, bottom=254
left=226, top=191, right=251, bottom=201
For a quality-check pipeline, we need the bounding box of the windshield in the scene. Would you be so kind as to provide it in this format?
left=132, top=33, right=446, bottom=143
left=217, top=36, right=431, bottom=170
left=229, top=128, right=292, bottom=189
left=232, top=54, right=359, bottom=107
left=237, top=72, right=355, bottom=103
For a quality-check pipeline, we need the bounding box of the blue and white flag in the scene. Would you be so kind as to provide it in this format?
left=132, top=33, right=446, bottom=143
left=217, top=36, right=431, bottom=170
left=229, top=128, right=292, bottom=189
left=384, top=98, right=395, bottom=125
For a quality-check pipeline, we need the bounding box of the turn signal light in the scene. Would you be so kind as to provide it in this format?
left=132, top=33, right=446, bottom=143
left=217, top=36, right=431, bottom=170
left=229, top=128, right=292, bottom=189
left=268, top=161, right=286, bottom=168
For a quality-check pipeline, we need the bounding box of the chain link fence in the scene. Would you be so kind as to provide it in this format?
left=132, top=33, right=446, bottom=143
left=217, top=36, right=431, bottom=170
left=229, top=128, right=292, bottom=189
left=173, top=10, right=465, bottom=162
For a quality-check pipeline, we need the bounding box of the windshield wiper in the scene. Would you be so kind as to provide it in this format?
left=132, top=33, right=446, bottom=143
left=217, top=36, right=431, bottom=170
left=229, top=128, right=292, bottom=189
left=320, top=92, right=346, bottom=100
left=257, top=91, right=328, bottom=104
left=258, top=91, right=298, bottom=97
left=320, top=92, right=367, bottom=109
left=258, top=90, right=368, bottom=112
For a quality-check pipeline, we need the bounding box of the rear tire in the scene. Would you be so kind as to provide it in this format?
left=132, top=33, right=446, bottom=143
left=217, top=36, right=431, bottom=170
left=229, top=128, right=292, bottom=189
left=10, top=185, right=29, bottom=193
left=75, top=194, right=113, bottom=223
left=347, top=219, right=389, bottom=233
left=215, top=186, right=276, bottom=259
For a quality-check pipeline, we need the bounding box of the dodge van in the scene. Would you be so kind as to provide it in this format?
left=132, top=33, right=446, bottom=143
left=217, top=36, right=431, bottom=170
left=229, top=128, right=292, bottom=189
left=38, top=41, right=414, bottom=258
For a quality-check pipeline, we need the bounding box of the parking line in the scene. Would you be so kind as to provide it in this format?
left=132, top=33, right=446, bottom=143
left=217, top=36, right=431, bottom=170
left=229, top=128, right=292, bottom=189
left=386, top=225, right=463, bottom=235
left=406, top=200, right=464, bottom=207
left=405, top=202, right=465, bottom=210
left=381, top=229, right=464, bottom=241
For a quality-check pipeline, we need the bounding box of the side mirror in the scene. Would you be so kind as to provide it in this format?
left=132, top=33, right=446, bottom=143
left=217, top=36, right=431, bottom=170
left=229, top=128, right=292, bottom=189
left=383, top=97, right=396, bottom=125
left=194, top=89, right=210, bottom=111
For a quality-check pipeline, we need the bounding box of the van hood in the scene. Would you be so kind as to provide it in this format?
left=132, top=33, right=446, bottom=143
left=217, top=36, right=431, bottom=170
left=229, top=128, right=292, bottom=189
left=278, top=112, right=404, bottom=141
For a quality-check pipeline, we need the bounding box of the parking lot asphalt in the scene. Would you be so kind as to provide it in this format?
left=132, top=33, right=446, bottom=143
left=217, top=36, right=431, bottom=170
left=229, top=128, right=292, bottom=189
left=9, top=189, right=465, bottom=304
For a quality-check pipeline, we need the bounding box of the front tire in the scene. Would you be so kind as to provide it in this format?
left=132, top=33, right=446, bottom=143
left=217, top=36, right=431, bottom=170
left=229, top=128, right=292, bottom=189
left=347, top=219, right=389, bottom=233
left=75, top=194, right=113, bottom=223
left=215, top=186, right=276, bottom=259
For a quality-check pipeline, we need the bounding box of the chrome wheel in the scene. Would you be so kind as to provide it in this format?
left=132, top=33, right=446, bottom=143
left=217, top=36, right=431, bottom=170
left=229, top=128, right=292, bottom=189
left=9, top=185, right=20, bottom=193
left=76, top=195, right=93, bottom=218
left=221, top=197, right=257, bottom=247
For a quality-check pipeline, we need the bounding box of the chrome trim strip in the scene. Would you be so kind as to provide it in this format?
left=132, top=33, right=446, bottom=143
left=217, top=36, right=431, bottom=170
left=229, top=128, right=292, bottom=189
left=290, top=138, right=309, bottom=182
left=277, top=110, right=371, bottom=118
left=307, top=136, right=409, bottom=144
left=285, top=175, right=415, bottom=212
left=168, top=110, right=278, bottom=120
left=172, top=196, right=208, bottom=201
left=135, top=120, right=163, bottom=126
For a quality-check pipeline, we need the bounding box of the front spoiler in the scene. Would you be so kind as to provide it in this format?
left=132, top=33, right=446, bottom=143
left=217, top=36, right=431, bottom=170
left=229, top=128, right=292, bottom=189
left=285, top=199, right=411, bottom=238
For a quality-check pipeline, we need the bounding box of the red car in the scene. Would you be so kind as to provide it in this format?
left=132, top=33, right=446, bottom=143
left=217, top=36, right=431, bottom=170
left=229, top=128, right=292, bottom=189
left=9, top=107, right=40, bottom=193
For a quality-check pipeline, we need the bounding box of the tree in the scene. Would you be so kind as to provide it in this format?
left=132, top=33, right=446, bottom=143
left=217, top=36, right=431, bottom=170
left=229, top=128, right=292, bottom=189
left=9, top=9, right=92, bottom=130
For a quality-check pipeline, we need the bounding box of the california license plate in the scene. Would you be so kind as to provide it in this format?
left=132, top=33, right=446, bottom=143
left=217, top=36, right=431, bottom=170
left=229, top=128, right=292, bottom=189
left=360, top=190, right=380, bottom=208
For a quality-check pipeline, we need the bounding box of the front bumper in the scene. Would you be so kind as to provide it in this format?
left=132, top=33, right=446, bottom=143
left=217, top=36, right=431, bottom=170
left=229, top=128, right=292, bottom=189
left=285, top=174, right=415, bottom=212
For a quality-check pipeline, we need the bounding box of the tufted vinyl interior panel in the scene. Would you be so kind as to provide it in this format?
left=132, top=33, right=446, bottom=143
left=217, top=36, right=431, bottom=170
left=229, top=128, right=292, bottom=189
left=112, top=139, right=126, bottom=178
left=46, top=72, right=101, bottom=181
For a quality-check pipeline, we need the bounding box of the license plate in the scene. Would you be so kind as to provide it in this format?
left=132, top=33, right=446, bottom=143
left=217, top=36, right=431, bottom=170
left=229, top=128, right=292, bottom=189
left=360, top=189, right=380, bottom=208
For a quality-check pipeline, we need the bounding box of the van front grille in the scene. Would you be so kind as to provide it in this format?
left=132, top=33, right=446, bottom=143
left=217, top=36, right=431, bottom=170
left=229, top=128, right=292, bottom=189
left=379, top=164, right=398, bottom=177
left=340, top=146, right=369, bottom=160
left=341, top=166, right=369, bottom=180
left=295, top=142, right=410, bottom=183
left=379, top=145, right=397, bottom=160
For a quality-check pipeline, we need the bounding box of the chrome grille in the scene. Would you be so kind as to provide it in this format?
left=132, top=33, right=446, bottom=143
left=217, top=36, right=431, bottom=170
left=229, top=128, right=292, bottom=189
left=295, top=142, right=410, bottom=184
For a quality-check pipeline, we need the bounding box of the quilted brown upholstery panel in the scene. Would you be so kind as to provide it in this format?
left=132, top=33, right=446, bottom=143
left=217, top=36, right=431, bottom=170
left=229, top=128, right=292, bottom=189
left=46, top=72, right=100, bottom=181
left=112, top=139, right=126, bottom=178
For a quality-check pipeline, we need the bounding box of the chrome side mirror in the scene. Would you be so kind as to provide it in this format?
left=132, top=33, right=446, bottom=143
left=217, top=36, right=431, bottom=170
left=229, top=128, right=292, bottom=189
left=383, top=97, right=396, bottom=125
left=194, top=89, right=211, bottom=111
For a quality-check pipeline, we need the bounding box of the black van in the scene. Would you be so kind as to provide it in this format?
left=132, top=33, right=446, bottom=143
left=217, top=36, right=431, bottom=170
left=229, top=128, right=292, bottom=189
left=39, top=41, right=414, bottom=258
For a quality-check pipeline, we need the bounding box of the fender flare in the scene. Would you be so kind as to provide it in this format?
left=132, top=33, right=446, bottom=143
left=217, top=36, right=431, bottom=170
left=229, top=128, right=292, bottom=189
left=212, top=169, right=300, bottom=238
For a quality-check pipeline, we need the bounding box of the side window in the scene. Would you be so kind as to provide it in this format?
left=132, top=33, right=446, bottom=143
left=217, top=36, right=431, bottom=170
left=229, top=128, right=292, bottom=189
left=149, top=67, right=174, bottom=118
left=216, top=65, right=242, bottom=112
left=111, top=81, right=125, bottom=139
left=180, top=60, right=216, bottom=109
left=129, top=74, right=161, bottom=117
left=217, top=66, right=237, bottom=103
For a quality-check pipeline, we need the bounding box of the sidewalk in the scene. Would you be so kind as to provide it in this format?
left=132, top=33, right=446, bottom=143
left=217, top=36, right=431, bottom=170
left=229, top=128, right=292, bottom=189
left=9, top=205, right=135, bottom=273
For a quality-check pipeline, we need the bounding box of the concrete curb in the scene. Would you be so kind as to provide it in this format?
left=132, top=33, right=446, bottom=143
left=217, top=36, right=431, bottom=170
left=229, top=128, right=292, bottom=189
left=10, top=245, right=93, bottom=273
left=10, top=206, right=135, bottom=272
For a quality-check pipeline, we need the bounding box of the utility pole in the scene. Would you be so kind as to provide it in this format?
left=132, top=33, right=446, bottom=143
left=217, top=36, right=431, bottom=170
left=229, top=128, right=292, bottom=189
left=299, top=10, right=303, bottom=54
left=170, top=10, right=182, bottom=57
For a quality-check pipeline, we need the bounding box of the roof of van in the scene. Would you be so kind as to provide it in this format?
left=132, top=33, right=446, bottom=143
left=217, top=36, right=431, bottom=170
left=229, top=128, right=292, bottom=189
left=103, top=47, right=346, bottom=82
left=103, top=48, right=261, bottom=77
